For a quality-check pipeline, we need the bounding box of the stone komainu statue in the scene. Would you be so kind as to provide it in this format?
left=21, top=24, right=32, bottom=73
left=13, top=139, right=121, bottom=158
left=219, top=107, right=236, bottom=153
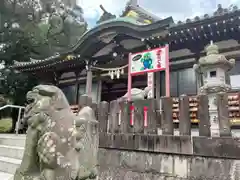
left=117, top=86, right=152, bottom=102
left=14, top=85, right=99, bottom=180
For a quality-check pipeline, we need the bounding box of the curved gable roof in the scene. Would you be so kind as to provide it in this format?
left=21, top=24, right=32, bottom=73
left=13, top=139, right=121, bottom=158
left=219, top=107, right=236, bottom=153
left=12, top=17, right=173, bottom=69
left=70, top=17, right=173, bottom=53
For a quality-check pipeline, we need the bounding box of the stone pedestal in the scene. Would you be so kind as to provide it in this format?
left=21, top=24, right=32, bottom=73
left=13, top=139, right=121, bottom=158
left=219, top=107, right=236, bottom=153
left=14, top=85, right=99, bottom=180
left=86, top=69, right=93, bottom=96
left=208, top=94, right=220, bottom=136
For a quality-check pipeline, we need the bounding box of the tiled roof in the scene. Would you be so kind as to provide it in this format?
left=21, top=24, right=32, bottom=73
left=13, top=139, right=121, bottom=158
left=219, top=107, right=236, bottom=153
left=171, top=4, right=238, bottom=27
left=12, top=4, right=239, bottom=70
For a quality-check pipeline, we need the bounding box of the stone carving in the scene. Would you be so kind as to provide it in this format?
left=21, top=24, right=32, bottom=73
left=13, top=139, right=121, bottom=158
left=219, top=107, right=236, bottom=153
left=70, top=107, right=99, bottom=180
left=118, top=86, right=152, bottom=102
left=14, top=85, right=98, bottom=180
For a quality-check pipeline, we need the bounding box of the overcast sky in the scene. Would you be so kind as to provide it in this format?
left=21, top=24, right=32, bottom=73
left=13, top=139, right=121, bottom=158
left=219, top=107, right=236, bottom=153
left=77, top=0, right=240, bottom=27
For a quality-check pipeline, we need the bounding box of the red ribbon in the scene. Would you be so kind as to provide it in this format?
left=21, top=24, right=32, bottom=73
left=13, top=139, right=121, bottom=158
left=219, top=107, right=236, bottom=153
left=130, top=105, right=134, bottom=126
left=143, top=106, right=148, bottom=127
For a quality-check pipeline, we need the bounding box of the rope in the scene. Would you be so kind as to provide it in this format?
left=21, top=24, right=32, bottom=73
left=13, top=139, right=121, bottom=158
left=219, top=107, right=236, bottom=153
left=91, top=64, right=128, bottom=71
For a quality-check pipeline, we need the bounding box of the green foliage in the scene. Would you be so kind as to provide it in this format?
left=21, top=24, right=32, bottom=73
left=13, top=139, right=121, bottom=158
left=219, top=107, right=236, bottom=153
left=0, top=70, right=38, bottom=104
left=0, top=0, right=88, bottom=102
left=0, top=28, right=32, bottom=65
left=0, top=118, right=12, bottom=133
left=1, top=0, right=88, bottom=59
left=0, top=1, right=37, bottom=101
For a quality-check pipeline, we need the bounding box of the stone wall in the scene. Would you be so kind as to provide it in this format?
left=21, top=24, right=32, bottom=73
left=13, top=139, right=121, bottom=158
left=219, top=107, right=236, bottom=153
left=98, top=148, right=240, bottom=180
left=78, top=94, right=240, bottom=180
left=97, top=133, right=240, bottom=180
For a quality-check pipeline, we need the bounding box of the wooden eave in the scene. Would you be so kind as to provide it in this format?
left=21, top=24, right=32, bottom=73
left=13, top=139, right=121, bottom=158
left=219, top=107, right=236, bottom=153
left=12, top=8, right=240, bottom=72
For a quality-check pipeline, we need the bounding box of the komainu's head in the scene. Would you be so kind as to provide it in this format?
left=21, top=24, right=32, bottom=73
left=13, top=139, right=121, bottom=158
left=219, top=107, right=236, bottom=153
left=24, top=84, right=70, bottom=120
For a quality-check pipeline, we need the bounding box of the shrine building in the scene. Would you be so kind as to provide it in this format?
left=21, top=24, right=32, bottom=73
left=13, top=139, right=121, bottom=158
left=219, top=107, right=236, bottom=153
left=12, top=2, right=240, bottom=112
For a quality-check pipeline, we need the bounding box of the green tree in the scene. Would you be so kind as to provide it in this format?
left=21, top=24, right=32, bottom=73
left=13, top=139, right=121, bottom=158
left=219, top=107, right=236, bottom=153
left=0, top=0, right=39, bottom=132
left=0, top=0, right=88, bottom=132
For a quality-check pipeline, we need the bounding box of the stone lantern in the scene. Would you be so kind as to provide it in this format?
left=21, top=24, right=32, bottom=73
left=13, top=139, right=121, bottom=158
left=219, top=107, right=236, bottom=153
left=193, top=41, right=235, bottom=136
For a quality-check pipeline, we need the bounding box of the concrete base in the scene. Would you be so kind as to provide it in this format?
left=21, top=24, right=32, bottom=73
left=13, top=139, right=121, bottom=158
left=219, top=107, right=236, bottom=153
left=0, top=156, right=21, bottom=174
left=0, top=145, right=24, bottom=159
left=0, top=172, right=13, bottom=180
left=0, top=134, right=24, bottom=179
left=0, top=134, right=25, bottom=147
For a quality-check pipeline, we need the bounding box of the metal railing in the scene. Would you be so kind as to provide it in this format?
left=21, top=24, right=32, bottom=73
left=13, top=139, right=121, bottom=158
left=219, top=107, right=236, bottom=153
left=0, top=105, right=79, bottom=135
left=0, top=104, right=25, bottom=135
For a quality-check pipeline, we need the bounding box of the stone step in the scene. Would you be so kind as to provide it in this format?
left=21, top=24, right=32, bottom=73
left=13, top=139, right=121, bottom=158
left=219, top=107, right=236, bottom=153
left=0, top=135, right=25, bottom=147
left=0, top=145, right=24, bottom=160
left=0, top=171, right=13, bottom=180
left=0, top=156, right=21, bottom=174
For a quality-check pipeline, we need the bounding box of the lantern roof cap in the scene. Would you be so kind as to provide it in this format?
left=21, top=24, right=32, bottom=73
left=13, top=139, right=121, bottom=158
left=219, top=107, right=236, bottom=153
left=197, top=41, right=235, bottom=70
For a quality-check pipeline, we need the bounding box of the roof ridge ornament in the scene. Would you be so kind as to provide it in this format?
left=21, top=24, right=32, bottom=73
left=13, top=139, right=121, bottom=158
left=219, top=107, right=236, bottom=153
left=96, top=5, right=116, bottom=24
left=127, top=0, right=138, bottom=7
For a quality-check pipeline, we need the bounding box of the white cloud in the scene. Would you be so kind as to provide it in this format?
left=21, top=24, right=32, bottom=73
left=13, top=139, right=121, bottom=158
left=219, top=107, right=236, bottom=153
left=77, top=0, right=240, bottom=24
left=77, top=0, right=128, bottom=20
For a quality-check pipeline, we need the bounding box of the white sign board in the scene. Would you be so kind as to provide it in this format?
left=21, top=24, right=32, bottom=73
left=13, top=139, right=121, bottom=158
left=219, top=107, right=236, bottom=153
left=129, top=47, right=167, bottom=76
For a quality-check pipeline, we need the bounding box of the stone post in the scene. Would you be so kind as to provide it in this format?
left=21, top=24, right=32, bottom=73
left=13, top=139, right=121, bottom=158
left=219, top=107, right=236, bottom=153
left=193, top=41, right=235, bottom=137
left=75, top=106, right=99, bottom=180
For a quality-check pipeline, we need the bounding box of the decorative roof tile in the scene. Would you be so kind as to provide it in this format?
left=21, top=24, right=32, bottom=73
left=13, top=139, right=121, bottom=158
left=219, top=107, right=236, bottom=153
left=179, top=4, right=238, bottom=26
left=122, top=0, right=160, bottom=22
left=96, top=17, right=145, bottom=26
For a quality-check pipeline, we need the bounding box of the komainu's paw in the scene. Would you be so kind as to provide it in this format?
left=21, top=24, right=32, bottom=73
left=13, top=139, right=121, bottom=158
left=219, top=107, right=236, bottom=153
left=37, top=132, right=58, bottom=167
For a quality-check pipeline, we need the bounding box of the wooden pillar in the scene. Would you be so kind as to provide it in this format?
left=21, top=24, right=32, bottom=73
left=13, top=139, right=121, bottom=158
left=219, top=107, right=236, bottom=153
left=97, top=78, right=102, bottom=103
left=195, top=55, right=203, bottom=94
left=155, top=72, right=160, bottom=99
left=53, top=72, right=59, bottom=85
left=76, top=83, right=80, bottom=105
left=75, top=71, right=80, bottom=104
left=85, top=60, right=93, bottom=97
